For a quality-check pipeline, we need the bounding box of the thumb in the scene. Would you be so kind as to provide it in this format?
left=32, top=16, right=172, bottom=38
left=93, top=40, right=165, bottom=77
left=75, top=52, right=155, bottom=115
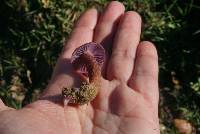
left=0, top=99, right=9, bottom=112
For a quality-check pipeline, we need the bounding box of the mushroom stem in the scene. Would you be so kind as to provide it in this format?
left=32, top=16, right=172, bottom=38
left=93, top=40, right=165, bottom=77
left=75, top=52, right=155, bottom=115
left=72, top=53, right=101, bottom=84
left=62, top=53, right=101, bottom=105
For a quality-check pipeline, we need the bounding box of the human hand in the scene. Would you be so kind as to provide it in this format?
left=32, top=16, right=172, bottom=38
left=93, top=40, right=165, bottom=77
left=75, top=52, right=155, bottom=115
left=0, top=1, right=159, bottom=134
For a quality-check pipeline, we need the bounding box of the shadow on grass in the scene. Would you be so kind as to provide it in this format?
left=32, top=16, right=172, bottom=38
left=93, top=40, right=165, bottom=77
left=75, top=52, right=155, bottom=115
left=156, top=3, right=200, bottom=132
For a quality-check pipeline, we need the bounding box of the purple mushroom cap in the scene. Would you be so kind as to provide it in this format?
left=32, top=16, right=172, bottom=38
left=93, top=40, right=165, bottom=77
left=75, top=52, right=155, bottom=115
left=71, top=42, right=105, bottom=74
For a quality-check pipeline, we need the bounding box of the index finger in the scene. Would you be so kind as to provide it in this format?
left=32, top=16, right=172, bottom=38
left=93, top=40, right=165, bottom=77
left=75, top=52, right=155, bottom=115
left=62, top=8, right=99, bottom=59
left=42, top=9, right=98, bottom=98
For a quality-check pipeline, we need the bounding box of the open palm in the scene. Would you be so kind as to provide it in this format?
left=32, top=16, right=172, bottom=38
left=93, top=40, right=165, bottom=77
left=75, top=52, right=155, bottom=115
left=0, top=1, right=159, bottom=134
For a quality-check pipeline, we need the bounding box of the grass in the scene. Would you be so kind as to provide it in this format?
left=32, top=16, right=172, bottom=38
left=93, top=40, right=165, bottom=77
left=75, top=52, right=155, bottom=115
left=0, top=0, right=200, bottom=133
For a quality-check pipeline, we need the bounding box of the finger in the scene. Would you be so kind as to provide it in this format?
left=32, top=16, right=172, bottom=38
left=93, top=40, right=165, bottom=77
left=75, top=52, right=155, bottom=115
left=107, top=11, right=141, bottom=82
left=128, top=41, right=159, bottom=108
left=94, top=1, right=124, bottom=48
left=41, top=9, right=98, bottom=98
left=62, top=8, right=98, bottom=59
left=93, top=1, right=125, bottom=76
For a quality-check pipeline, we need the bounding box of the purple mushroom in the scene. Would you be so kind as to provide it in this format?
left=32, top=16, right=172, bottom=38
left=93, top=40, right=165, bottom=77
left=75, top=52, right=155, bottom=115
left=62, top=42, right=105, bottom=105
left=71, top=42, right=105, bottom=75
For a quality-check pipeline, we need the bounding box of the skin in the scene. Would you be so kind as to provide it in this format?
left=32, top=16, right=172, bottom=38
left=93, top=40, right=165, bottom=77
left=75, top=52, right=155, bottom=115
left=0, top=1, right=159, bottom=134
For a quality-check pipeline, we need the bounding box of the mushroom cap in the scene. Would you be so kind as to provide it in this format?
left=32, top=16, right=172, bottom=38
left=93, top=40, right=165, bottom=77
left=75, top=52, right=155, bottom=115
left=71, top=42, right=105, bottom=74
